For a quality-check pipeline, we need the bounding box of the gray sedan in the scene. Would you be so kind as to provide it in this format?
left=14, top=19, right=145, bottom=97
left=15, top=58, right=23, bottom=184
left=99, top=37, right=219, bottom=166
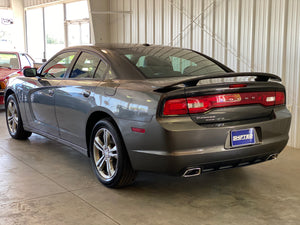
left=4, top=44, right=291, bottom=187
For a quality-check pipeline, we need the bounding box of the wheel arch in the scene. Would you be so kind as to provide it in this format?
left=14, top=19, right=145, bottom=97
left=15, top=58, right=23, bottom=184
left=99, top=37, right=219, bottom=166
left=5, top=89, right=15, bottom=104
left=85, top=111, right=125, bottom=158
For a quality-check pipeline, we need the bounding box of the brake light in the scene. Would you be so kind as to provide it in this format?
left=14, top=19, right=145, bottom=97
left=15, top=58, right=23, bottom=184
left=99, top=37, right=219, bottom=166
left=229, top=84, right=247, bottom=88
left=275, top=91, right=285, bottom=105
left=163, top=91, right=285, bottom=115
left=163, top=98, right=188, bottom=115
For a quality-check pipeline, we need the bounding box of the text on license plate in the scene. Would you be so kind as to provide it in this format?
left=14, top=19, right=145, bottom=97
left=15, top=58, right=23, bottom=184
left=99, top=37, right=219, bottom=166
left=231, top=128, right=256, bottom=147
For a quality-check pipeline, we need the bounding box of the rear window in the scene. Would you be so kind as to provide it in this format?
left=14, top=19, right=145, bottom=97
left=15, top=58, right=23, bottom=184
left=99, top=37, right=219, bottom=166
left=115, top=47, right=226, bottom=78
left=0, top=53, right=20, bottom=69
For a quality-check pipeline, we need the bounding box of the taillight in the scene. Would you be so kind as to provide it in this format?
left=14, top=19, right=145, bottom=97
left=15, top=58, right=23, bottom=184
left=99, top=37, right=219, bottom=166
left=163, top=91, right=285, bottom=115
left=275, top=91, right=285, bottom=105
left=163, top=98, right=188, bottom=115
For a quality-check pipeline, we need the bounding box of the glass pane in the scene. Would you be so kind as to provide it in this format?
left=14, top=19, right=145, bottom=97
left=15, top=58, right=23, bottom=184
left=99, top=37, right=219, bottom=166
left=44, top=4, right=65, bottom=60
left=0, top=9, right=14, bottom=49
left=26, top=8, right=44, bottom=62
left=70, top=52, right=100, bottom=79
left=81, top=23, right=90, bottom=44
left=67, top=22, right=90, bottom=47
left=41, top=52, right=76, bottom=78
left=119, top=47, right=225, bottom=78
left=66, top=0, right=89, bottom=20
left=67, top=24, right=80, bottom=47
left=0, top=53, right=19, bottom=69
left=94, top=61, right=107, bottom=79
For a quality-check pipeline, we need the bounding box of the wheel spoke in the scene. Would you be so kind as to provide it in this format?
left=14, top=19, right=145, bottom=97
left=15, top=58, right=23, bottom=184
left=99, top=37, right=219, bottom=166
left=8, top=102, right=14, bottom=115
left=7, top=115, right=13, bottom=122
left=13, top=116, right=18, bottom=125
left=13, top=121, right=17, bottom=132
left=110, top=153, right=118, bottom=159
left=106, top=159, right=113, bottom=177
left=108, top=146, right=118, bottom=159
left=96, top=155, right=105, bottom=168
left=104, top=129, right=110, bottom=147
left=109, top=146, right=117, bottom=152
left=94, top=136, right=104, bottom=152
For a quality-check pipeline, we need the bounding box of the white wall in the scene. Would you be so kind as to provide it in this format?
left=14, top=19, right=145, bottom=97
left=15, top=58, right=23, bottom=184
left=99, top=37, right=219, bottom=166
left=109, top=0, right=300, bottom=149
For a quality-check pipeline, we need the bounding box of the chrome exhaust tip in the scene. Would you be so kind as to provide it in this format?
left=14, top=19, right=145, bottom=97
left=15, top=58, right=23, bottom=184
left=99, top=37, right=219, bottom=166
left=267, top=153, right=278, bottom=160
left=182, top=168, right=201, bottom=177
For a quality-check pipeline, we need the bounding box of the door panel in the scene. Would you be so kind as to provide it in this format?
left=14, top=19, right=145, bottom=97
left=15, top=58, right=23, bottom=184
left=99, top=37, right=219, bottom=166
left=55, top=80, right=99, bottom=147
left=55, top=51, right=103, bottom=148
left=29, top=79, right=61, bottom=136
left=27, top=51, right=78, bottom=137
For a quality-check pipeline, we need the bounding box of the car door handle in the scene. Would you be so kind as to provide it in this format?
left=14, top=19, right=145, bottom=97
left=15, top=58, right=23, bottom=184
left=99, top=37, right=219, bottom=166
left=82, top=90, right=91, bottom=98
left=48, top=89, right=54, bottom=96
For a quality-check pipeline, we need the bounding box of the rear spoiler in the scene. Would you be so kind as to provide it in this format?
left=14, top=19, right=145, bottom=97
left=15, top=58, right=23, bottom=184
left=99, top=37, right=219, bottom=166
left=155, top=72, right=281, bottom=92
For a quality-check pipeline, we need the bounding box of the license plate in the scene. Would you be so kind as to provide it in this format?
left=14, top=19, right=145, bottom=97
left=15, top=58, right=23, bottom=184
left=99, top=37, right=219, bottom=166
left=231, top=128, right=256, bottom=147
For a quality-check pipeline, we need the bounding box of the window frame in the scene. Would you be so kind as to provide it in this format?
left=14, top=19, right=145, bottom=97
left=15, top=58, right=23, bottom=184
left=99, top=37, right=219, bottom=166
left=68, top=51, right=101, bottom=80
left=66, top=50, right=110, bottom=81
left=39, top=50, right=79, bottom=79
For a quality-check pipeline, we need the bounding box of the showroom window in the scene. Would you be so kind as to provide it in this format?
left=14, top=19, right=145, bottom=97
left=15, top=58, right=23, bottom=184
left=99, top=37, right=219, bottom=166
left=66, top=1, right=90, bottom=47
left=26, top=0, right=90, bottom=62
left=0, top=9, right=14, bottom=49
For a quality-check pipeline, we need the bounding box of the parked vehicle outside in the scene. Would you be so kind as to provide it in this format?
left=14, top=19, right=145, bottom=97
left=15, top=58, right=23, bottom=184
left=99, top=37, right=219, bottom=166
left=0, top=51, right=35, bottom=108
left=4, top=44, right=291, bottom=188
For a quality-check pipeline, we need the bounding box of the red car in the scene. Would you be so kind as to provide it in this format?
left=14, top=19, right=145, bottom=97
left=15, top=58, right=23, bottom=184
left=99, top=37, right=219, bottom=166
left=0, top=51, right=35, bottom=108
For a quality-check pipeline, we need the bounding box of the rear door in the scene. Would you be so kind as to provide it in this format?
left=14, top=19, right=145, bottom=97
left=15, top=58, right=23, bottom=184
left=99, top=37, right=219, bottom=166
left=55, top=51, right=108, bottom=148
left=27, top=51, right=78, bottom=136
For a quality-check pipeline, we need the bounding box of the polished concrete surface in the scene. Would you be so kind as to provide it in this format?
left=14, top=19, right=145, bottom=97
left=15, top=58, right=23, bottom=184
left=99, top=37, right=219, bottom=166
left=0, top=109, right=299, bottom=225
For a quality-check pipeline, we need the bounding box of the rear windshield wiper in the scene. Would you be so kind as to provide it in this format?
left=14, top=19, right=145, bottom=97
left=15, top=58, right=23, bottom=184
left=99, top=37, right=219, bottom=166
left=155, top=72, right=281, bottom=92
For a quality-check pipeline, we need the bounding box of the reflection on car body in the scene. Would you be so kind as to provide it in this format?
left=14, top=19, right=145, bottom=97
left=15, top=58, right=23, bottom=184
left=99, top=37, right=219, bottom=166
left=4, top=44, right=291, bottom=188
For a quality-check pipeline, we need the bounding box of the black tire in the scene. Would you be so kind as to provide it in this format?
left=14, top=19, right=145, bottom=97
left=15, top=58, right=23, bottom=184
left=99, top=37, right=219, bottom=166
left=89, top=119, right=136, bottom=188
left=6, top=94, right=32, bottom=140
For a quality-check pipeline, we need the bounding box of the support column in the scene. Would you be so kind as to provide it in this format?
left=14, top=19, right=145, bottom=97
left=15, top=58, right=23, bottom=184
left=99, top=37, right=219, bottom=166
left=88, top=0, right=110, bottom=43
left=11, top=0, right=25, bottom=51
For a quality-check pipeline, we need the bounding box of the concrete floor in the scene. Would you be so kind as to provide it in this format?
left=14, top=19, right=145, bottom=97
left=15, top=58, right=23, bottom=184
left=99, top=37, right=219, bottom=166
left=0, top=110, right=299, bottom=225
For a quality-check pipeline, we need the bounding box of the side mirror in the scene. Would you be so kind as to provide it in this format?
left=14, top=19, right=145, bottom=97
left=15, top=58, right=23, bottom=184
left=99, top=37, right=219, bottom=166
left=23, top=68, right=38, bottom=77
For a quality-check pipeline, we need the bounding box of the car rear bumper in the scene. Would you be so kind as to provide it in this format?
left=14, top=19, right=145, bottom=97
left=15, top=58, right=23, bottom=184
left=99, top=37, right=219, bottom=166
left=129, top=138, right=288, bottom=175
left=121, top=106, right=291, bottom=175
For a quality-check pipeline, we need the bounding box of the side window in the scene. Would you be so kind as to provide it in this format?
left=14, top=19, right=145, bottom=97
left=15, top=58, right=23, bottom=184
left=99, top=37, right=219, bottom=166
left=70, top=52, right=100, bottom=79
left=94, top=61, right=107, bottom=79
left=106, top=67, right=117, bottom=80
left=20, top=54, right=31, bottom=68
left=41, top=51, right=76, bottom=78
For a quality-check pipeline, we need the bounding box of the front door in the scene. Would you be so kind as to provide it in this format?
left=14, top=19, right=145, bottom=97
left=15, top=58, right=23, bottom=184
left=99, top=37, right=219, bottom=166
left=28, top=51, right=78, bottom=136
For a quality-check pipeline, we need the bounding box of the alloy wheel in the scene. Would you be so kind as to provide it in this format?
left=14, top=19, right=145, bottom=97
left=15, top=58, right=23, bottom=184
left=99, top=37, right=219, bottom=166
left=7, top=99, right=19, bottom=135
left=93, top=128, right=118, bottom=181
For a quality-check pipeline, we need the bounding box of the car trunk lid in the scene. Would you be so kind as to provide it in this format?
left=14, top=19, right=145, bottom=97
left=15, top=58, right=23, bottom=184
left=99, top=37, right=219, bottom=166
left=156, top=72, right=286, bottom=125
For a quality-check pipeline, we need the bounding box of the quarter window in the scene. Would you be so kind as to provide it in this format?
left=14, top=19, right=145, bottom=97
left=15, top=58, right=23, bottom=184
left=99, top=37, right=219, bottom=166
left=94, top=61, right=107, bottom=80
left=70, top=52, right=100, bottom=79
left=41, top=51, right=76, bottom=78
